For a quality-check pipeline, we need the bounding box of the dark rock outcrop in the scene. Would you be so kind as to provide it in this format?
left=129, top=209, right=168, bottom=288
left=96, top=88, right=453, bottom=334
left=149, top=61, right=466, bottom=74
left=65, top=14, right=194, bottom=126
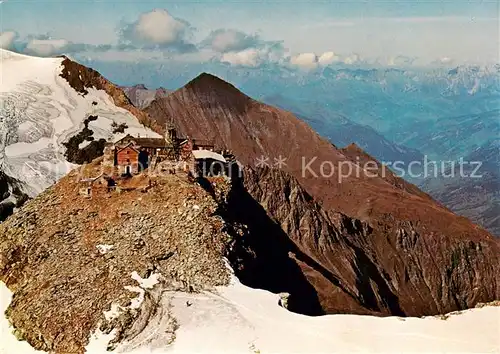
left=62, top=115, right=106, bottom=164
left=0, top=172, right=29, bottom=222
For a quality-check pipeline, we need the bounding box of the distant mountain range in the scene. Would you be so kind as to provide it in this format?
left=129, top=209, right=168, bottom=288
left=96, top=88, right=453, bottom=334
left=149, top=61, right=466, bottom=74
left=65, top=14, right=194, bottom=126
left=263, top=94, right=424, bottom=166
left=423, top=139, right=500, bottom=236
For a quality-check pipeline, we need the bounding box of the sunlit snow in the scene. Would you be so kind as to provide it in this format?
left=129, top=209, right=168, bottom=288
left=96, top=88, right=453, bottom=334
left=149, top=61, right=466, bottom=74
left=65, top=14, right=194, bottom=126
left=0, top=49, right=160, bottom=197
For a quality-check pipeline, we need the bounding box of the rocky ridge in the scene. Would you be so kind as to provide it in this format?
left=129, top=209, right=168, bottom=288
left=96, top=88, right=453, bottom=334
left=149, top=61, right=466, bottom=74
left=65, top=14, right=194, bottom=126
left=0, top=159, right=234, bottom=353
left=1, top=156, right=499, bottom=353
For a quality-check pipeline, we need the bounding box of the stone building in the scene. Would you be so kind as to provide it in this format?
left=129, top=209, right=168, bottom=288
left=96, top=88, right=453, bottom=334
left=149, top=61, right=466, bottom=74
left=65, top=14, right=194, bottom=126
left=79, top=174, right=116, bottom=197
left=104, top=127, right=226, bottom=176
left=115, top=143, right=141, bottom=175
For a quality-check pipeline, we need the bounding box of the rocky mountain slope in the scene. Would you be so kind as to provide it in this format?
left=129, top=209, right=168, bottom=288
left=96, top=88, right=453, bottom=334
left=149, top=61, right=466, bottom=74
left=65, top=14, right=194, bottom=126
left=146, top=73, right=500, bottom=316
left=121, top=84, right=170, bottom=110
left=0, top=49, right=161, bottom=216
left=339, top=143, right=433, bottom=202
left=0, top=159, right=234, bottom=353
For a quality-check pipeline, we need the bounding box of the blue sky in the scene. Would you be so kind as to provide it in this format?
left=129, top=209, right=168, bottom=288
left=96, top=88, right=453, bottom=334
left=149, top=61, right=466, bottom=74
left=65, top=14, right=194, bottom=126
left=1, top=0, right=498, bottom=69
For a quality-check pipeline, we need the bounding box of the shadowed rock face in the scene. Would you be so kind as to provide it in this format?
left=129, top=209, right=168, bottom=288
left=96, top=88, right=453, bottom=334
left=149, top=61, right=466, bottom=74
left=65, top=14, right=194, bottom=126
left=0, top=172, right=29, bottom=222
left=147, top=73, right=500, bottom=317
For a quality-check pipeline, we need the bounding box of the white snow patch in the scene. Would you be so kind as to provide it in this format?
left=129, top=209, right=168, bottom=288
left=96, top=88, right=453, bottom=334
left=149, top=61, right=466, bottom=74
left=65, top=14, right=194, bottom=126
left=96, top=244, right=114, bottom=254
left=79, top=140, right=91, bottom=149
left=101, top=261, right=500, bottom=353
left=139, top=277, right=500, bottom=354
left=192, top=149, right=226, bottom=163
left=0, top=282, right=44, bottom=353
left=105, top=272, right=160, bottom=318
left=85, top=328, right=117, bottom=353
left=86, top=271, right=162, bottom=352
left=4, top=138, right=52, bottom=157
left=103, top=303, right=124, bottom=322
left=131, top=271, right=160, bottom=290
left=17, top=121, right=35, bottom=134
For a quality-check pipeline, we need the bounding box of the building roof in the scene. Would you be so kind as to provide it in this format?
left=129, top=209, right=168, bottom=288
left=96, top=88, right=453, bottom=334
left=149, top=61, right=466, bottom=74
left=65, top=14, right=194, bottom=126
left=132, top=137, right=167, bottom=148
left=115, top=134, right=167, bottom=149
left=116, top=142, right=140, bottom=154
left=80, top=173, right=104, bottom=183
left=192, top=139, right=215, bottom=148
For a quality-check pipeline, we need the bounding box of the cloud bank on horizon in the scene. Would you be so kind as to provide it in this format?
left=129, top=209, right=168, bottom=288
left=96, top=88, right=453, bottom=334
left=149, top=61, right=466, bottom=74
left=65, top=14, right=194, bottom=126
left=0, top=1, right=498, bottom=68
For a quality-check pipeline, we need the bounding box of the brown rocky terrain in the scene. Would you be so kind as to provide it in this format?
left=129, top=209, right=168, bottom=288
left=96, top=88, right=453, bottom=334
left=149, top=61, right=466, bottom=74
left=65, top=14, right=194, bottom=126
left=0, top=159, right=234, bottom=353
left=340, top=143, right=435, bottom=202
left=146, top=73, right=500, bottom=316
left=225, top=166, right=500, bottom=316
left=0, top=157, right=499, bottom=352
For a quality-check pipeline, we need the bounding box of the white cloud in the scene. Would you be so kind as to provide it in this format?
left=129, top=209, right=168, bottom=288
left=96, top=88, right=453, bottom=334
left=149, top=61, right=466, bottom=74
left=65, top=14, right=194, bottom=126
left=343, top=53, right=360, bottom=65
left=24, top=39, right=69, bottom=56
left=386, top=55, right=416, bottom=66
left=220, top=48, right=262, bottom=67
left=318, top=51, right=340, bottom=66
left=134, top=9, right=187, bottom=45
left=207, top=29, right=258, bottom=53
left=290, top=52, right=318, bottom=69
left=119, top=9, right=195, bottom=52
left=438, top=56, right=453, bottom=64
left=0, top=31, right=16, bottom=50
left=208, top=30, right=285, bottom=67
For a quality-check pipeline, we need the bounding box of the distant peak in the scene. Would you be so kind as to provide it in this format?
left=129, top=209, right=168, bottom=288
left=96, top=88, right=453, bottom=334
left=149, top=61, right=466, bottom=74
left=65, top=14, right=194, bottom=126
left=134, top=84, right=148, bottom=90
left=195, top=72, right=222, bottom=81
left=182, top=72, right=243, bottom=96
left=345, top=142, right=363, bottom=151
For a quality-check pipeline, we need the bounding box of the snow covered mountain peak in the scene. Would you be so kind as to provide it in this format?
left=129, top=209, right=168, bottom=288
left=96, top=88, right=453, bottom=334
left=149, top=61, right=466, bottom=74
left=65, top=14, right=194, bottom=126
left=0, top=49, right=160, bottom=218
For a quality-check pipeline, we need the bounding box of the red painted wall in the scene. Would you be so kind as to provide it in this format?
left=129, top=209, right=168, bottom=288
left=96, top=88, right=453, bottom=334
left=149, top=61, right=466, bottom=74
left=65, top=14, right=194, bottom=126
left=117, top=146, right=139, bottom=173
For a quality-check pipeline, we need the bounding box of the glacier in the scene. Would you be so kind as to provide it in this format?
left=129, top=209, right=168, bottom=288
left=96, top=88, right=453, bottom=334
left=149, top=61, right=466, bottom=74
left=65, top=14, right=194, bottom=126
left=0, top=49, right=160, bottom=212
